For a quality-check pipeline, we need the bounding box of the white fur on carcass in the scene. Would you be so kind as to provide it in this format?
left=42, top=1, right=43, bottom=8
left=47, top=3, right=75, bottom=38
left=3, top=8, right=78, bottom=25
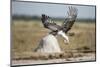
left=35, top=34, right=61, bottom=53
left=34, top=30, right=69, bottom=53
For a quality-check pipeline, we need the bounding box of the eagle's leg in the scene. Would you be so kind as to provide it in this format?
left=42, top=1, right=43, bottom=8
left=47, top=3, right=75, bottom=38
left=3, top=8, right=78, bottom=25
left=57, top=30, right=69, bottom=44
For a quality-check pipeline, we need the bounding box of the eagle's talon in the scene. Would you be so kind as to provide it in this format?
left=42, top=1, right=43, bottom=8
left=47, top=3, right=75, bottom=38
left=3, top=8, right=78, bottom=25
left=64, top=40, right=69, bottom=44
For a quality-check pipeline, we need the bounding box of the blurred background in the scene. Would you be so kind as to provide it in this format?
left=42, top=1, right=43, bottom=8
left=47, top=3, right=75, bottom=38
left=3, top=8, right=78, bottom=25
left=12, top=1, right=95, bottom=21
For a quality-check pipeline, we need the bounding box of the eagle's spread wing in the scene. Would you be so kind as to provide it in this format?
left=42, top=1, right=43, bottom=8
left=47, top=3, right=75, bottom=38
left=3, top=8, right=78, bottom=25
left=62, top=6, right=78, bottom=33
left=41, top=14, right=62, bottom=32
left=41, top=6, right=78, bottom=35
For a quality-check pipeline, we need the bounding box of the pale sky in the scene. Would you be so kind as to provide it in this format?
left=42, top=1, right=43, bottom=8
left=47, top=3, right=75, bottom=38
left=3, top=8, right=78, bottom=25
left=12, top=1, right=96, bottom=19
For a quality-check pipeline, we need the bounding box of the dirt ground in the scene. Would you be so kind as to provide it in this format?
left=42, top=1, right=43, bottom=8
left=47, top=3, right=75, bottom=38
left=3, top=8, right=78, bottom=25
left=12, top=53, right=95, bottom=66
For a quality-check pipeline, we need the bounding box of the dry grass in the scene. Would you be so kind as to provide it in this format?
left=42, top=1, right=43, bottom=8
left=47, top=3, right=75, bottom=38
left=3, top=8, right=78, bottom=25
left=11, top=20, right=96, bottom=60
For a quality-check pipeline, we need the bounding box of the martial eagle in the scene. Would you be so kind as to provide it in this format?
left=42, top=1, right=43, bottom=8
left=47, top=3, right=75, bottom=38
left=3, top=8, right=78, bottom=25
left=41, top=6, right=78, bottom=44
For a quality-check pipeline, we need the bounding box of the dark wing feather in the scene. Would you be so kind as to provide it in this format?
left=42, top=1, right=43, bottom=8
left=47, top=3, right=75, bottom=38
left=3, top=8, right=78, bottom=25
left=62, top=6, right=78, bottom=33
left=41, top=14, right=62, bottom=32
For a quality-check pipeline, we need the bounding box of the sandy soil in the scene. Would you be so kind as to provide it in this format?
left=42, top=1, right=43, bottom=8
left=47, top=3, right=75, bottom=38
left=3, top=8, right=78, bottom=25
left=12, top=53, right=95, bottom=66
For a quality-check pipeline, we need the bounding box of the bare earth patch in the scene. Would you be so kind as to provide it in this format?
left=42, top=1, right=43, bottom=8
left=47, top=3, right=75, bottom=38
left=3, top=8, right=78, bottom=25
left=12, top=53, right=95, bottom=66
